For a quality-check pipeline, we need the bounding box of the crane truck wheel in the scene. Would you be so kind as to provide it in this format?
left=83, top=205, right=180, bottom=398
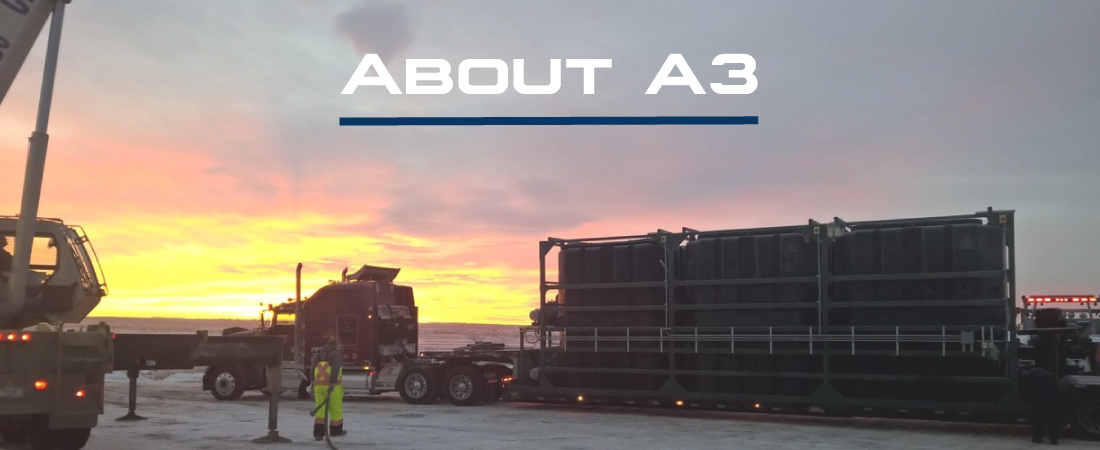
left=209, top=367, right=246, bottom=401
left=397, top=366, right=440, bottom=405
left=28, top=426, right=91, bottom=450
left=442, top=366, right=485, bottom=406
left=1071, top=396, right=1100, bottom=440
left=0, top=422, right=29, bottom=444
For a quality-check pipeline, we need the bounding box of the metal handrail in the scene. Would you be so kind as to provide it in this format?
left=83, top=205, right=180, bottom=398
left=533, top=325, right=1009, bottom=356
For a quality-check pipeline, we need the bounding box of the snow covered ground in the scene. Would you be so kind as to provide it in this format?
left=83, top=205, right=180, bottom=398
left=21, top=372, right=1087, bottom=450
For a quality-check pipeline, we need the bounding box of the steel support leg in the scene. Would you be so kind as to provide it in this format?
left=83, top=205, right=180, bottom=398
left=116, top=369, right=146, bottom=421
left=252, top=363, right=291, bottom=443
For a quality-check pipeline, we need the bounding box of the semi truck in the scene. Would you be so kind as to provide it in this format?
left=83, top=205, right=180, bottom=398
left=203, top=264, right=517, bottom=406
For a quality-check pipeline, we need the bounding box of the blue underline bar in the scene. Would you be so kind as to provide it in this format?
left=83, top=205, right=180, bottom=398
left=339, top=116, right=759, bottom=126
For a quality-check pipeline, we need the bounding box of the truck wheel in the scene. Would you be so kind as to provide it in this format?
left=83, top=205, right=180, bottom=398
left=54, top=428, right=91, bottom=450
left=1072, top=397, right=1100, bottom=440
left=28, top=427, right=91, bottom=450
left=397, top=366, right=439, bottom=404
left=210, top=367, right=246, bottom=401
left=0, top=424, right=28, bottom=444
left=443, top=366, right=485, bottom=406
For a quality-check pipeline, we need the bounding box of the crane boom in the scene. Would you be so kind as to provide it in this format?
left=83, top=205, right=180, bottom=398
left=0, top=0, right=66, bottom=325
left=0, top=0, right=55, bottom=104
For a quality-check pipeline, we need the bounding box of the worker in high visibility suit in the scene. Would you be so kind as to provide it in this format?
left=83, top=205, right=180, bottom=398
left=312, top=332, right=346, bottom=440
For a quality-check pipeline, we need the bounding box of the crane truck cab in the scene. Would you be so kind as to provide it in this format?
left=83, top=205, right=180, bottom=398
left=0, top=217, right=111, bottom=450
left=0, top=216, right=107, bottom=329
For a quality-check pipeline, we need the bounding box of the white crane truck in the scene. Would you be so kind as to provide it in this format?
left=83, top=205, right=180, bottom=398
left=0, top=2, right=117, bottom=449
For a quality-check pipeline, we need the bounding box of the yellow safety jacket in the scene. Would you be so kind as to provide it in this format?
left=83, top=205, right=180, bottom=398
left=313, top=360, right=343, bottom=386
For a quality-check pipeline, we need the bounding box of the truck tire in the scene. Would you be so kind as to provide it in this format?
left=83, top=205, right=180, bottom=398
left=28, top=427, right=91, bottom=450
left=210, top=367, right=246, bottom=401
left=397, top=366, right=439, bottom=405
left=1071, top=396, right=1100, bottom=440
left=442, top=366, right=485, bottom=406
left=0, top=424, right=28, bottom=444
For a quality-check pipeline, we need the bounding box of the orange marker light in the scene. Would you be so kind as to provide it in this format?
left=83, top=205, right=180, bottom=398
left=75, top=389, right=86, bottom=398
left=675, top=400, right=684, bottom=406
left=20, top=333, right=31, bottom=342
left=754, top=402, right=761, bottom=409
left=5, top=333, right=15, bottom=341
left=34, top=380, right=48, bottom=390
left=577, top=395, right=585, bottom=402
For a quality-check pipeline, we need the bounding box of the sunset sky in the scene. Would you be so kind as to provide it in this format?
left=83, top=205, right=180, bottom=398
left=1, top=1, right=1098, bottom=324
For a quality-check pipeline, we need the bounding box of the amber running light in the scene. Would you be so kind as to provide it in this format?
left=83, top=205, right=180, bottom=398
left=1024, top=295, right=1098, bottom=303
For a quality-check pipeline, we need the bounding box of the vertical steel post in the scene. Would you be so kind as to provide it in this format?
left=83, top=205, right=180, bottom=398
left=5, top=0, right=65, bottom=322
left=266, top=363, right=280, bottom=431
left=295, top=263, right=303, bottom=369
left=253, top=339, right=291, bottom=443
left=116, top=369, right=146, bottom=421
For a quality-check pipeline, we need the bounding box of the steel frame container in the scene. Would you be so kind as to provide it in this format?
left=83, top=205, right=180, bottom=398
left=511, top=209, right=1022, bottom=419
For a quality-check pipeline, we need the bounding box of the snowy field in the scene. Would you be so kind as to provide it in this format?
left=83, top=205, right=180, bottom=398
left=7, top=372, right=1084, bottom=450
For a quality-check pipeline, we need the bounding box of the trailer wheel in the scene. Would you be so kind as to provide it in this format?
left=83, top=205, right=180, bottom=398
left=1072, top=396, right=1100, bottom=440
left=210, top=367, right=246, bottom=401
left=397, top=366, right=439, bottom=405
left=443, top=366, right=485, bottom=406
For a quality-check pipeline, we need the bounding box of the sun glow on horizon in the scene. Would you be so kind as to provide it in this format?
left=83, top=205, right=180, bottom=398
left=82, top=213, right=539, bottom=325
